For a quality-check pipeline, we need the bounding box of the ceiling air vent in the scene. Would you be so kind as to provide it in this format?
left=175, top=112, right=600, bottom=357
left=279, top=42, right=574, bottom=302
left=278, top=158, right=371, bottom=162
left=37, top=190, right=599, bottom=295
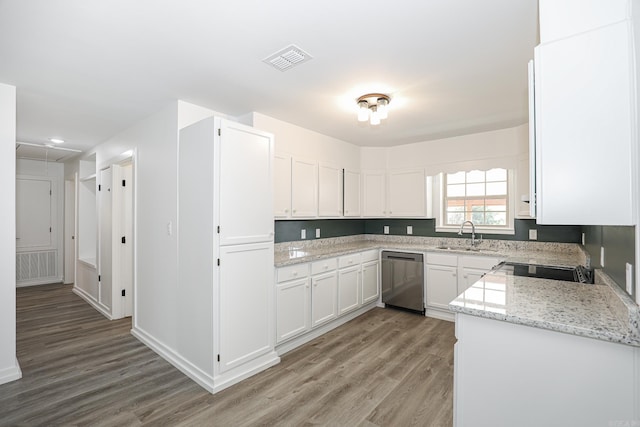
left=263, top=44, right=313, bottom=71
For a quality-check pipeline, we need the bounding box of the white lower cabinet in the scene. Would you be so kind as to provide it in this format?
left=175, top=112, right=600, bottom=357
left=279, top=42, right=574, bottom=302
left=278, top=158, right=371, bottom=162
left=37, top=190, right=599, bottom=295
left=275, top=249, right=380, bottom=351
left=426, top=253, right=503, bottom=320
left=338, top=266, right=360, bottom=315
left=311, top=271, right=338, bottom=327
left=426, top=264, right=458, bottom=311
left=361, top=260, right=380, bottom=304
left=276, top=277, right=311, bottom=343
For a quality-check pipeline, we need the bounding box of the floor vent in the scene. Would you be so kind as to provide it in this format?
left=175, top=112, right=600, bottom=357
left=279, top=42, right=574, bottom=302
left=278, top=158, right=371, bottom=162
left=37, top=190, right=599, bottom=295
left=17, top=250, right=57, bottom=282
left=263, top=44, right=313, bottom=71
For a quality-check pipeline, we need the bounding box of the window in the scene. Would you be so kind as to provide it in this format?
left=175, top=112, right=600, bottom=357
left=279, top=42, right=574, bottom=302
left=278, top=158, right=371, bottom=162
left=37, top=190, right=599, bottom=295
left=443, top=168, right=509, bottom=228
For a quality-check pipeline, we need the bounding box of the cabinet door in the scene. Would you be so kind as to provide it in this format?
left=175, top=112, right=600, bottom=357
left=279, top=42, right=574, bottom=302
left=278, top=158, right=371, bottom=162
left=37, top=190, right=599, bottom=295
left=219, top=120, right=274, bottom=244
left=343, top=169, right=361, bottom=217
left=311, top=272, right=337, bottom=327
left=534, top=23, right=634, bottom=225
left=362, top=170, right=386, bottom=217
left=361, top=260, right=379, bottom=304
left=274, top=153, right=292, bottom=218
left=276, top=278, right=310, bottom=343
left=338, top=266, right=360, bottom=315
left=425, top=264, right=458, bottom=311
left=318, top=163, right=342, bottom=217
left=387, top=169, right=425, bottom=217
left=219, top=243, right=273, bottom=373
left=459, top=268, right=487, bottom=294
left=291, top=158, right=318, bottom=217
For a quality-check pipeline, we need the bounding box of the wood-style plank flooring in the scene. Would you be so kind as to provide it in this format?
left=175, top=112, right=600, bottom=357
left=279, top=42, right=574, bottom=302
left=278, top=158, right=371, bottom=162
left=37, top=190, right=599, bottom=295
left=0, top=283, right=455, bottom=426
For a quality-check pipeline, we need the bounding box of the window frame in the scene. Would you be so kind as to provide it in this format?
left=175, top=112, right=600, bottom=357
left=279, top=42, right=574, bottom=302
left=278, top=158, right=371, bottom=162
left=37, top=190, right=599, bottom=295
left=435, top=169, right=516, bottom=235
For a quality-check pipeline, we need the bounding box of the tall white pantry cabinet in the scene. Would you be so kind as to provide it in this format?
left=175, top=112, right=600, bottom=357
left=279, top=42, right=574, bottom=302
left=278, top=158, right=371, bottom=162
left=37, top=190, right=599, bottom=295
left=178, top=117, right=279, bottom=394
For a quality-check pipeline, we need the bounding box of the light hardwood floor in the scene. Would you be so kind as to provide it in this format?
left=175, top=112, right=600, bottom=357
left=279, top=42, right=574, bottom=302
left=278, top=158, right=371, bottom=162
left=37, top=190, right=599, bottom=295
left=0, top=283, right=455, bottom=426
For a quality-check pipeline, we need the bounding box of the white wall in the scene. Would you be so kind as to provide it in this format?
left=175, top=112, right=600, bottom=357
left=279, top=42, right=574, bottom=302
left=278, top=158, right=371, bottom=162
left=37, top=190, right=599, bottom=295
left=251, top=113, right=361, bottom=170
left=16, top=159, right=65, bottom=284
left=0, top=83, right=21, bottom=385
left=363, top=125, right=531, bottom=217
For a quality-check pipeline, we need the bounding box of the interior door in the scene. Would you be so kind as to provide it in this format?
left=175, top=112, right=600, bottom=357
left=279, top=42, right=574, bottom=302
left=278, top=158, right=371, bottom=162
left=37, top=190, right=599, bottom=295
left=16, top=178, right=52, bottom=249
left=64, top=179, right=76, bottom=284
left=98, top=167, right=112, bottom=311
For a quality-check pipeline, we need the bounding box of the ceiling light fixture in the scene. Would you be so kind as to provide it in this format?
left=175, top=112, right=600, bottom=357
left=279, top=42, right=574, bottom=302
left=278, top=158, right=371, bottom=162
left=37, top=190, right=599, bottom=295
left=48, top=138, right=65, bottom=144
left=356, top=93, right=391, bottom=125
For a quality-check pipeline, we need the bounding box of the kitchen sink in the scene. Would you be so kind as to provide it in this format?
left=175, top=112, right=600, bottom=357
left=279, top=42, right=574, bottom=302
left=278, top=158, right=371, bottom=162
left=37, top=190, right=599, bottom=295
left=435, top=245, right=495, bottom=253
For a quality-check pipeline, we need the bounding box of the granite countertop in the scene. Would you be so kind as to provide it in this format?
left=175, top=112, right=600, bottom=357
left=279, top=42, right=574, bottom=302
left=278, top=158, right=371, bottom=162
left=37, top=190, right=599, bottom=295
left=274, top=235, right=585, bottom=268
left=449, top=269, right=640, bottom=347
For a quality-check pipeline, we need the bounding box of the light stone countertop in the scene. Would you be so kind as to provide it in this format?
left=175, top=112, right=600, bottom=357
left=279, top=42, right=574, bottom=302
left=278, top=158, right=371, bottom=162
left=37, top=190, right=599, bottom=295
left=274, top=234, right=586, bottom=268
left=449, top=269, right=640, bottom=347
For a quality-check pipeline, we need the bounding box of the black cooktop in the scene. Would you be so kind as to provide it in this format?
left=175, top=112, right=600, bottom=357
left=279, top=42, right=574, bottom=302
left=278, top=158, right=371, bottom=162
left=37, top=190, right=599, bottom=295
left=496, top=262, right=594, bottom=283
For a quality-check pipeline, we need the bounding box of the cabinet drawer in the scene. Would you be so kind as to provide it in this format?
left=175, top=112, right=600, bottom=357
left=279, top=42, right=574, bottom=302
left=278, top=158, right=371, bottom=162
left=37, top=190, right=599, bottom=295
left=311, top=258, right=338, bottom=275
left=338, top=253, right=362, bottom=269
left=426, top=252, right=458, bottom=267
left=277, top=264, right=309, bottom=283
left=361, top=249, right=379, bottom=263
left=459, top=255, right=502, bottom=271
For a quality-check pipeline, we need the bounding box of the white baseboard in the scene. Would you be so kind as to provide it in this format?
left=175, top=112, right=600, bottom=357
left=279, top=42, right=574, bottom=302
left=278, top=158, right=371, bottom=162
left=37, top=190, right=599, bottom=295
left=211, top=352, right=280, bottom=394
left=72, top=286, right=112, bottom=320
left=0, top=359, right=22, bottom=386
left=17, top=277, right=63, bottom=288
left=276, top=302, right=377, bottom=356
left=425, top=307, right=455, bottom=322
left=131, top=326, right=216, bottom=393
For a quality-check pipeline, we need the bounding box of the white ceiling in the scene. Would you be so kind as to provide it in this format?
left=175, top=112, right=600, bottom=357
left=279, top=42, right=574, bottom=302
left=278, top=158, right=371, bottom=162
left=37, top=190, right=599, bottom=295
left=1, top=0, right=538, bottom=155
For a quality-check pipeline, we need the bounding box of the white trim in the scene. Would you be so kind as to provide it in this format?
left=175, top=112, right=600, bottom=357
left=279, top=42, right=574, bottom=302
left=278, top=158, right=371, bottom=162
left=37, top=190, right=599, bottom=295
left=16, top=278, right=63, bottom=288
left=435, top=225, right=516, bottom=236
left=131, top=326, right=215, bottom=393
left=425, top=307, right=455, bottom=322
left=0, top=359, right=22, bottom=386
left=72, top=286, right=112, bottom=320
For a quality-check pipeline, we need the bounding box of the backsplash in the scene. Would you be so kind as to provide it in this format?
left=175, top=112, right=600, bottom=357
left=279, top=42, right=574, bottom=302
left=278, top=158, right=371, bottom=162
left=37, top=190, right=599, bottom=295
left=584, top=225, right=636, bottom=300
left=275, top=218, right=581, bottom=244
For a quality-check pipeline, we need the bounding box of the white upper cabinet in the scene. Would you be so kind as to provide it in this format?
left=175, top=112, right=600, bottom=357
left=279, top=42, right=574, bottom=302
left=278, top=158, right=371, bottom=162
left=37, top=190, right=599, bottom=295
left=363, top=170, right=387, bottom=217
left=343, top=169, right=361, bottom=217
left=219, top=120, right=275, bottom=244
left=387, top=169, right=425, bottom=217
left=318, top=163, right=342, bottom=217
left=291, top=157, right=318, bottom=218
left=539, top=0, right=629, bottom=43
left=534, top=20, right=636, bottom=225
left=274, top=153, right=292, bottom=218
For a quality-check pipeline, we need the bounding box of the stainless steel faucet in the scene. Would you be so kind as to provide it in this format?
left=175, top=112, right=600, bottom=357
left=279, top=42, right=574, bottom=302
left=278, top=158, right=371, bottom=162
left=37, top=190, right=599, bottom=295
left=458, top=220, right=477, bottom=247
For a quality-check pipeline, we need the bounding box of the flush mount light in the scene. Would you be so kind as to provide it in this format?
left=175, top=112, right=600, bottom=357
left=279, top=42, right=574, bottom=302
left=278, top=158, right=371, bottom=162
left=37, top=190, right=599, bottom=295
left=48, top=138, right=65, bottom=144
left=356, top=93, right=391, bottom=125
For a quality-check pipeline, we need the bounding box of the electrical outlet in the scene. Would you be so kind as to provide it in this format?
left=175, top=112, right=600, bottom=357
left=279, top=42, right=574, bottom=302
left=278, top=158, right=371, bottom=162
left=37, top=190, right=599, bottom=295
left=581, top=232, right=586, bottom=246
left=301, top=229, right=306, bottom=239
left=529, top=229, right=537, bottom=240
left=600, top=246, right=605, bottom=267
left=407, top=225, right=413, bottom=235
left=383, top=225, right=389, bottom=235
left=626, top=263, right=633, bottom=294
left=315, top=228, right=320, bottom=238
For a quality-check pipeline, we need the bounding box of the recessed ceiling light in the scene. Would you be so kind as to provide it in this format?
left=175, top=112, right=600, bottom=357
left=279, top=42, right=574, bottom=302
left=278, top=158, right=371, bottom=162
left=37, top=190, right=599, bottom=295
left=49, top=138, right=65, bottom=144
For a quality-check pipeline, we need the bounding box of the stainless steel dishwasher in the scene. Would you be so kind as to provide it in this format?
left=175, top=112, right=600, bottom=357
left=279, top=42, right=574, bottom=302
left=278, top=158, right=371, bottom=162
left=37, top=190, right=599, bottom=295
left=381, top=251, right=424, bottom=314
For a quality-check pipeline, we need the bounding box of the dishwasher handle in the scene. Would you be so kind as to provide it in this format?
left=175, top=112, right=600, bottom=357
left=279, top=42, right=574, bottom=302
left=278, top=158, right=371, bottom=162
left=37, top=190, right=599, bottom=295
left=381, top=251, right=423, bottom=262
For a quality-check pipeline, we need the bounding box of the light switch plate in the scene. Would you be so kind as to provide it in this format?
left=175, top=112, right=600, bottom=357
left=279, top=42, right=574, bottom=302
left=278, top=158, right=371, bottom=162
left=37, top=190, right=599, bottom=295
left=407, top=226, right=413, bottom=235
left=626, top=263, right=633, bottom=294
left=581, top=232, right=585, bottom=246
left=529, top=229, right=537, bottom=240
left=301, top=229, right=306, bottom=239
left=383, top=225, right=389, bottom=235
left=315, top=228, right=320, bottom=238
left=600, top=246, right=605, bottom=267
